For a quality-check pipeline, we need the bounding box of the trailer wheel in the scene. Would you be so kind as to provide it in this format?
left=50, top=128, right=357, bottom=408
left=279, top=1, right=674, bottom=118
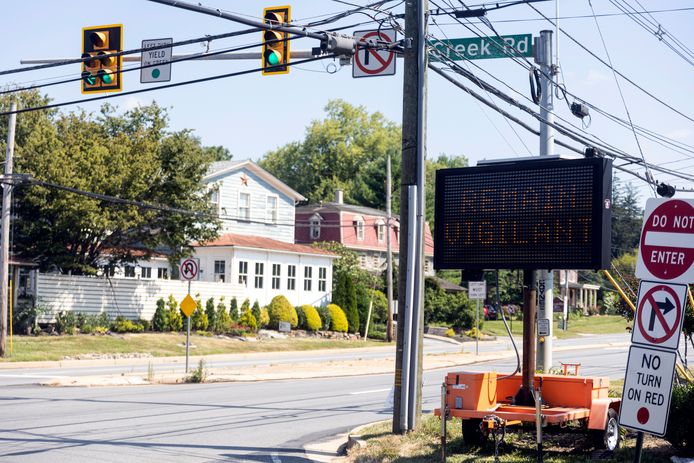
left=461, top=419, right=488, bottom=446
left=591, top=408, right=620, bottom=451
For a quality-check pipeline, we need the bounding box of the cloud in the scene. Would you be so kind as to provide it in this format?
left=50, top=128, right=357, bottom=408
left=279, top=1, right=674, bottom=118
left=122, top=96, right=145, bottom=111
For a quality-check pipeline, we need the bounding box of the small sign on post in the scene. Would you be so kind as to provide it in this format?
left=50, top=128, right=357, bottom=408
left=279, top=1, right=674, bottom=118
left=468, top=281, right=486, bottom=300
left=179, top=258, right=199, bottom=281
left=353, top=29, right=397, bottom=78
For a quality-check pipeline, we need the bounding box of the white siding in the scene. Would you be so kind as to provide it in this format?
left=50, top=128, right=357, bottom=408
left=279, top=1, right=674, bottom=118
left=211, top=169, right=295, bottom=243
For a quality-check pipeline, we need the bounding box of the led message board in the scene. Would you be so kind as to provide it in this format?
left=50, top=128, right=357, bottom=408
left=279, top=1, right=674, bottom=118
left=434, top=157, right=612, bottom=270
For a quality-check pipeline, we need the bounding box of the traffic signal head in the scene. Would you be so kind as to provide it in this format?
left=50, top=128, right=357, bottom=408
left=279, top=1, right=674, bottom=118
left=82, top=24, right=122, bottom=93
left=262, top=6, right=290, bottom=75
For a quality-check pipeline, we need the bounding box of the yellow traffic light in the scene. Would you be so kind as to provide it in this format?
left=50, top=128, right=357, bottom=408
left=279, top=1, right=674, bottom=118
left=262, top=6, right=291, bottom=75
left=81, top=24, right=122, bottom=93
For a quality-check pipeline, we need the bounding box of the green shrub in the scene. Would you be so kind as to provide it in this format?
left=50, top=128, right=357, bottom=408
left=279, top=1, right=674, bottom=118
left=214, top=298, right=232, bottom=333
left=205, top=297, right=217, bottom=331
left=252, top=300, right=261, bottom=327
left=298, top=305, right=322, bottom=331
left=239, top=309, right=258, bottom=332
left=327, top=304, right=348, bottom=332
left=317, top=305, right=332, bottom=330
left=268, top=295, right=298, bottom=329
left=229, top=297, right=239, bottom=320
left=152, top=298, right=168, bottom=332
left=111, top=316, right=144, bottom=333
left=666, top=382, right=694, bottom=454
left=333, top=273, right=359, bottom=334
left=137, top=318, right=151, bottom=332
left=445, top=328, right=455, bottom=338
left=55, top=311, right=77, bottom=335
left=186, top=359, right=207, bottom=383
left=12, top=303, right=48, bottom=336
left=191, top=295, right=208, bottom=331
left=76, top=312, right=110, bottom=335
left=259, top=307, right=270, bottom=328
left=241, top=298, right=251, bottom=313
left=166, top=295, right=183, bottom=331
left=296, top=305, right=307, bottom=328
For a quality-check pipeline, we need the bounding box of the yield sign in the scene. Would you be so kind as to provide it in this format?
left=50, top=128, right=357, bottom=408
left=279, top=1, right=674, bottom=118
left=632, top=280, right=687, bottom=350
left=636, top=198, right=694, bottom=283
left=353, top=29, right=397, bottom=78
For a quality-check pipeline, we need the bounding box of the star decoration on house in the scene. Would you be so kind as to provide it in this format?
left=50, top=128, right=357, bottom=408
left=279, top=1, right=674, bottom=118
left=240, top=173, right=249, bottom=186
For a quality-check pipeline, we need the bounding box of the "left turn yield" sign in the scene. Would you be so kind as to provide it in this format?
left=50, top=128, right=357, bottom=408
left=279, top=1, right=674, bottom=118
left=632, top=280, right=688, bottom=350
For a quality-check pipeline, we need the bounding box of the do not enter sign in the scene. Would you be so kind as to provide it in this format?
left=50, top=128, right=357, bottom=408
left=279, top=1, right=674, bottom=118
left=636, top=198, right=694, bottom=283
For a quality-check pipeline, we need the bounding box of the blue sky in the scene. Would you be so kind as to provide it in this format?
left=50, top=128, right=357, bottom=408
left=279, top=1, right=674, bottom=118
left=1, top=0, right=693, bottom=206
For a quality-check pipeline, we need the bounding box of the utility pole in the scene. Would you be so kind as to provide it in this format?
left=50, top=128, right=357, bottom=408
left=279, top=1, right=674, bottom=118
left=386, top=153, right=394, bottom=343
left=0, top=101, right=17, bottom=358
left=393, top=0, right=428, bottom=433
left=536, top=30, right=555, bottom=373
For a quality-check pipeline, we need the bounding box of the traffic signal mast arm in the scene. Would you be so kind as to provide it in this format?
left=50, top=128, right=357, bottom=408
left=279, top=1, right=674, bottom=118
left=146, top=0, right=383, bottom=56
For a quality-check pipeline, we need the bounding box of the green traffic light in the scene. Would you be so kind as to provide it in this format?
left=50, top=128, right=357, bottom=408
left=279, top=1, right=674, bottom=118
left=98, top=69, right=114, bottom=85
left=81, top=71, right=96, bottom=86
left=265, top=50, right=281, bottom=66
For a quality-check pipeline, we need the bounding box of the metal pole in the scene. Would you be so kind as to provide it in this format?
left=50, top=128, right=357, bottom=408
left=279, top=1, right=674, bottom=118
left=185, top=280, right=191, bottom=373
left=515, top=269, right=537, bottom=405
left=440, top=382, right=447, bottom=463
left=536, top=30, right=555, bottom=373
left=476, top=299, right=480, bottom=356
left=386, top=153, right=394, bottom=343
left=563, top=270, right=569, bottom=331
left=394, top=0, right=427, bottom=433
left=9, top=279, right=12, bottom=356
left=400, top=185, right=417, bottom=432
left=633, top=431, right=644, bottom=463
left=0, top=101, right=17, bottom=358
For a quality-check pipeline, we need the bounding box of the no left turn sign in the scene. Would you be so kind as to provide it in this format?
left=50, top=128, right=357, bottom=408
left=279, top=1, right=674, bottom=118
left=632, top=280, right=687, bottom=350
left=353, top=29, right=397, bottom=78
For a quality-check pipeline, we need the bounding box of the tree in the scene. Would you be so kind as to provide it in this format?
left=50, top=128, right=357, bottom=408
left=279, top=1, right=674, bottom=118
left=333, top=272, right=359, bottom=334
left=259, top=100, right=402, bottom=207
left=4, top=92, right=220, bottom=274
left=425, top=154, right=468, bottom=232
left=611, top=176, right=643, bottom=258
left=202, top=145, right=232, bottom=162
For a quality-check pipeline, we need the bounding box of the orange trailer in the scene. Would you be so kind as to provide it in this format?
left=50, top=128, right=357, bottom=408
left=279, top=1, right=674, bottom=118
left=435, top=371, right=621, bottom=451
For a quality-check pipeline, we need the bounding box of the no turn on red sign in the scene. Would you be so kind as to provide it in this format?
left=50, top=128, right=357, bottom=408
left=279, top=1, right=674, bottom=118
left=636, top=198, right=694, bottom=283
left=619, top=345, right=676, bottom=436
left=353, top=29, right=397, bottom=78
left=632, top=281, right=688, bottom=350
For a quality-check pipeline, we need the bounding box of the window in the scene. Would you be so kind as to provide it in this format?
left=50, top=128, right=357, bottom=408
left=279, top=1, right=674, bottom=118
left=157, top=268, right=168, bottom=279
left=424, top=259, right=431, bottom=273
left=318, top=267, right=327, bottom=292
left=214, top=260, right=226, bottom=282
left=124, top=266, right=135, bottom=278
left=310, top=213, right=321, bottom=240
left=354, top=216, right=365, bottom=240
left=238, top=261, right=248, bottom=286
left=303, top=266, right=312, bottom=291
left=238, top=192, right=250, bottom=221
left=210, top=187, right=220, bottom=216
left=372, top=254, right=380, bottom=268
left=272, top=264, right=281, bottom=290
left=359, top=255, right=367, bottom=268
left=266, top=195, right=278, bottom=224
left=377, top=220, right=386, bottom=242
left=287, top=264, right=296, bottom=290
left=141, top=267, right=152, bottom=279
left=254, top=262, right=264, bottom=289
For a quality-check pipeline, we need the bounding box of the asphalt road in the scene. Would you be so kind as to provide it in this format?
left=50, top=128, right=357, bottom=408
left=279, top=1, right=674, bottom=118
left=0, top=334, right=634, bottom=462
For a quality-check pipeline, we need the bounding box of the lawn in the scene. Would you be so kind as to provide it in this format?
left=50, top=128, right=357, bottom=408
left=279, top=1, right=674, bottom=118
left=346, top=415, right=677, bottom=463
left=0, top=333, right=385, bottom=362
left=483, top=315, right=629, bottom=339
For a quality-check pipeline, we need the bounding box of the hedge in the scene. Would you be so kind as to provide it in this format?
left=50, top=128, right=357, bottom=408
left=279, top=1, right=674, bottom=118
left=268, top=295, right=298, bottom=329
left=327, top=304, right=348, bottom=333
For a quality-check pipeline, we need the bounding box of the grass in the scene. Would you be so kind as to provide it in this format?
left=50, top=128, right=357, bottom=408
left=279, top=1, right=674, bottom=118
left=483, top=315, right=629, bottom=339
left=347, top=415, right=677, bottom=463
left=0, top=333, right=385, bottom=362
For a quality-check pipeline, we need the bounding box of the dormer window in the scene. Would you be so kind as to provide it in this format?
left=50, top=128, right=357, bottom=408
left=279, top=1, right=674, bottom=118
left=354, top=216, right=365, bottom=241
left=209, top=185, right=221, bottom=216
left=310, top=213, right=321, bottom=239
left=376, top=219, right=386, bottom=242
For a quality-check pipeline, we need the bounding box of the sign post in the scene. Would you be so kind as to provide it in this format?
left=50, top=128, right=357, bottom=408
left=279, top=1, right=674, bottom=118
left=179, top=258, right=199, bottom=373
left=469, top=281, right=486, bottom=355
left=620, top=198, right=694, bottom=461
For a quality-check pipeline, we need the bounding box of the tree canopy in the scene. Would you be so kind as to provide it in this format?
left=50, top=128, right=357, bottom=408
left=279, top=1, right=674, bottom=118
left=1, top=90, right=222, bottom=273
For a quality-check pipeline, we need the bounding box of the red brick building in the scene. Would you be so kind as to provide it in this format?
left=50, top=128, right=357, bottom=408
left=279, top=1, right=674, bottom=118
left=295, top=191, right=435, bottom=275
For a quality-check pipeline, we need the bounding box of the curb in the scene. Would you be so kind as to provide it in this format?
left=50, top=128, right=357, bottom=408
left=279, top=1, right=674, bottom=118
left=344, top=419, right=391, bottom=454
left=423, top=333, right=464, bottom=345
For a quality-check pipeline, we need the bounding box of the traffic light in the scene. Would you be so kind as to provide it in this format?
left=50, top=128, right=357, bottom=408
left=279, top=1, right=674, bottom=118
left=82, top=24, right=122, bottom=93
left=262, top=6, right=291, bottom=75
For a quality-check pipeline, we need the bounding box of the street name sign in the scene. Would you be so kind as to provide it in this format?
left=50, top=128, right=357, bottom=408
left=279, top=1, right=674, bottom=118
left=468, top=281, right=486, bottom=300
left=430, top=34, right=532, bottom=61
left=353, top=29, right=396, bottom=78
left=632, top=280, right=687, bottom=351
left=636, top=198, right=694, bottom=283
left=179, top=258, right=199, bottom=281
left=619, top=345, right=676, bottom=436
left=141, top=38, right=173, bottom=83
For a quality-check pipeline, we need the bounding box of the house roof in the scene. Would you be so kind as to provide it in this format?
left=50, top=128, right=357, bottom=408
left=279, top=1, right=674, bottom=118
left=296, top=202, right=398, bottom=219
left=194, top=233, right=338, bottom=258
left=204, top=159, right=306, bottom=202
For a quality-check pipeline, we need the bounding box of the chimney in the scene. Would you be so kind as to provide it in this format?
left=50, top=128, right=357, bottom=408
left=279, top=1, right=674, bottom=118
left=335, top=189, right=343, bottom=204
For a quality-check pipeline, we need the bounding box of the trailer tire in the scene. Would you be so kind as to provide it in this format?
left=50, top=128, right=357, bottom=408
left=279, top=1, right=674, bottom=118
left=591, top=408, right=620, bottom=451
left=462, top=419, right=487, bottom=447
